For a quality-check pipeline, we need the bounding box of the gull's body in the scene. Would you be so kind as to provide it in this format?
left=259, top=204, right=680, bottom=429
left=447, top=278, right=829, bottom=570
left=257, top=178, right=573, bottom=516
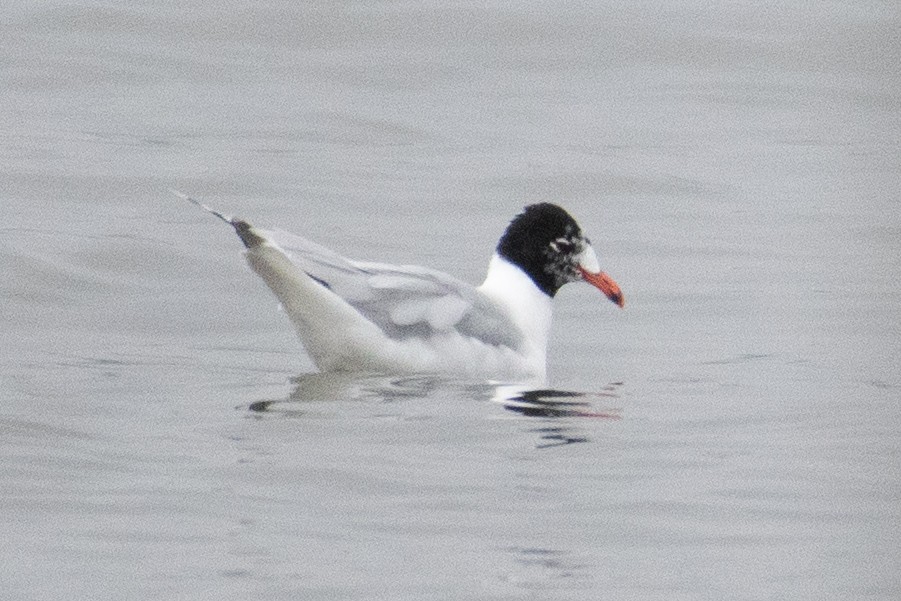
left=182, top=194, right=623, bottom=382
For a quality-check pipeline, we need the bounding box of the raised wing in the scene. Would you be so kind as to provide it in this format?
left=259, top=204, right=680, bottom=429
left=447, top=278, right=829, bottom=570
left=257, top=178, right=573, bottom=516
left=262, top=228, right=523, bottom=350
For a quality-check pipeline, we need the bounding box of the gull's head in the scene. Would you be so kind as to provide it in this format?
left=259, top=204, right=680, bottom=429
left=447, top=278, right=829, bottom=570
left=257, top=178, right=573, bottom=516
left=496, top=203, right=624, bottom=307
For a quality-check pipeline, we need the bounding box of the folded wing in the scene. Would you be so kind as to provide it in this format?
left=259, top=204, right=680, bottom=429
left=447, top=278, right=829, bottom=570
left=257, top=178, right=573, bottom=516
left=261, top=228, right=523, bottom=350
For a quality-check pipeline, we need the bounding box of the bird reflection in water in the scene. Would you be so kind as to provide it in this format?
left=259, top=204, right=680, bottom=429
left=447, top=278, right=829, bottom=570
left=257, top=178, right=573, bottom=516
left=246, top=373, right=621, bottom=448
left=492, top=386, right=621, bottom=418
left=246, top=372, right=450, bottom=415
left=491, top=384, right=621, bottom=448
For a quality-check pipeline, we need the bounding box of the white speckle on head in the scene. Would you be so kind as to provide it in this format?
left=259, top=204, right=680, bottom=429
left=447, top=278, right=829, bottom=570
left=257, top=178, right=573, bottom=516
left=576, top=245, right=601, bottom=273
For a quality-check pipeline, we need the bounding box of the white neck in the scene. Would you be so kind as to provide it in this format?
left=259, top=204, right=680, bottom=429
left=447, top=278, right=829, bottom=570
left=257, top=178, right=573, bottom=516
left=477, top=254, right=554, bottom=373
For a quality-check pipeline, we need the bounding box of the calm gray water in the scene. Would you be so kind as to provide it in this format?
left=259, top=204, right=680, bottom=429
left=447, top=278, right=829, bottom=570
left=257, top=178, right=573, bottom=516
left=2, top=1, right=900, bottom=599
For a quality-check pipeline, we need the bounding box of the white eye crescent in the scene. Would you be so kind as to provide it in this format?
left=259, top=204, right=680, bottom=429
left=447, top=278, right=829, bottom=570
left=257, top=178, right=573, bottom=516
left=550, top=237, right=573, bottom=253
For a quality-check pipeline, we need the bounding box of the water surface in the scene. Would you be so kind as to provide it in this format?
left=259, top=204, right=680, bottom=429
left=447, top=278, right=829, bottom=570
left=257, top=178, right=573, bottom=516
left=2, top=1, right=899, bottom=599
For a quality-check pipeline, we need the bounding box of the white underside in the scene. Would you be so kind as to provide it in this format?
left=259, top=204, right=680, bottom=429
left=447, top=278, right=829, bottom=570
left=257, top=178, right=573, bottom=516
left=245, top=242, right=553, bottom=383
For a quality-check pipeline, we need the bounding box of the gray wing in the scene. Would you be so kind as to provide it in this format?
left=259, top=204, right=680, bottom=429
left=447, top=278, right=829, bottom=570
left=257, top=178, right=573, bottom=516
left=263, top=228, right=523, bottom=349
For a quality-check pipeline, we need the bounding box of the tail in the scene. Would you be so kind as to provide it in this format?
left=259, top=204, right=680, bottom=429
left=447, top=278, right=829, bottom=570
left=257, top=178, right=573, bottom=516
left=172, top=189, right=264, bottom=249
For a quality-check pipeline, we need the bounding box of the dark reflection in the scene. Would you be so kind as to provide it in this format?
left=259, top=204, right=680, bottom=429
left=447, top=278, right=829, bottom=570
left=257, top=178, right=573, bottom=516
left=494, top=387, right=621, bottom=418
left=529, top=426, right=589, bottom=449
left=491, top=384, right=621, bottom=448
left=505, top=546, right=590, bottom=585
left=245, top=372, right=621, bottom=448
